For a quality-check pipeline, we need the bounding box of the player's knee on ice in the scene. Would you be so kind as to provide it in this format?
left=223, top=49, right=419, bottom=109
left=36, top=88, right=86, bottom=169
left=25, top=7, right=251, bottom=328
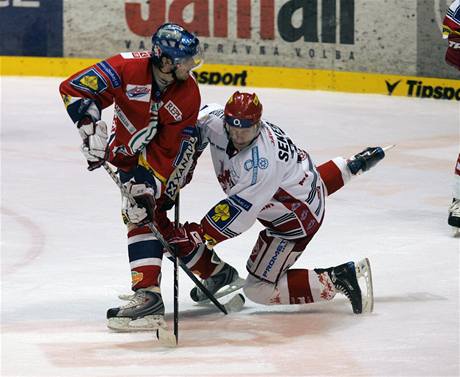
left=243, top=275, right=278, bottom=305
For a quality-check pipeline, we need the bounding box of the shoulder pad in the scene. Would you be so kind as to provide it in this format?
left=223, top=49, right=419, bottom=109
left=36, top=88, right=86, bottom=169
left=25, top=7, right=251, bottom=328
left=198, top=103, right=224, bottom=120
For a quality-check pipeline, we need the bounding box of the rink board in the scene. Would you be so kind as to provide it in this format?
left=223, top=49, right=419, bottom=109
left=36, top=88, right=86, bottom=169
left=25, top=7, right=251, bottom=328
left=1, top=55, right=459, bottom=100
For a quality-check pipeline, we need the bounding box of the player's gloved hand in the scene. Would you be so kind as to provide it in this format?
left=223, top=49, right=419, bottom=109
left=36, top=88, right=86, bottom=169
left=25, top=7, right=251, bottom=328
left=167, top=222, right=204, bottom=257
left=446, top=34, right=460, bottom=71
left=121, top=181, right=156, bottom=225
left=78, top=117, right=108, bottom=170
left=347, top=147, right=385, bottom=175
left=158, top=196, right=176, bottom=211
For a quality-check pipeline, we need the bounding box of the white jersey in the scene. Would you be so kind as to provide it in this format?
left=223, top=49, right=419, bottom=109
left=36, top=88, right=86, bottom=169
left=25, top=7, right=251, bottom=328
left=195, top=105, right=351, bottom=245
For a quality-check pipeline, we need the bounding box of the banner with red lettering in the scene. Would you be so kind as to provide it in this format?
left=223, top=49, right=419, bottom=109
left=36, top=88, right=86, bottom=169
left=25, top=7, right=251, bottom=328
left=62, top=0, right=458, bottom=79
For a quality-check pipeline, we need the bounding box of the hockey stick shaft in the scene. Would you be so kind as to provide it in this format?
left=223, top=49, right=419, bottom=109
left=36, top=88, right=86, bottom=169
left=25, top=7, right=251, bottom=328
left=102, top=162, right=228, bottom=315
left=382, top=144, right=396, bottom=152
left=173, top=194, right=179, bottom=343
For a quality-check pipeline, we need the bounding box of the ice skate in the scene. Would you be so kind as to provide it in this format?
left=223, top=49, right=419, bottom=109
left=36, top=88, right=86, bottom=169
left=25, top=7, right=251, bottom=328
left=107, top=287, right=167, bottom=332
left=316, top=258, right=374, bottom=314
left=448, top=199, right=460, bottom=236
left=190, top=263, right=245, bottom=304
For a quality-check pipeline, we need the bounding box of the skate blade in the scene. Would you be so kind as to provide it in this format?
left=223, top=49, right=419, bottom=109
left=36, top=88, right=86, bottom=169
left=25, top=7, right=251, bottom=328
left=223, top=293, right=245, bottom=313
left=355, top=258, right=374, bottom=313
left=107, top=315, right=166, bottom=332
left=194, top=278, right=246, bottom=306
left=156, top=326, right=177, bottom=347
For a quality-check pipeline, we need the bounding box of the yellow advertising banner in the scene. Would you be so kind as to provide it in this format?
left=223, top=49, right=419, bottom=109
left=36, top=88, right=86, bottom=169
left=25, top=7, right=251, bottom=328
left=2, top=56, right=459, bottom=100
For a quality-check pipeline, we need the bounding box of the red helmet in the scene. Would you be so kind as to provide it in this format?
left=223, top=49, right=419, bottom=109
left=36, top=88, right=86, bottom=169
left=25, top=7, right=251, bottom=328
left=224, top=91, right=263, bottom=128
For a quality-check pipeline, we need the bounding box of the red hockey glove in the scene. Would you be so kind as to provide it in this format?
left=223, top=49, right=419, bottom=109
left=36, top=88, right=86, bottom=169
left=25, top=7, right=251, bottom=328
left=446, top=34, right=460, bottom=71
left=167, top=222, right=204, bottom=257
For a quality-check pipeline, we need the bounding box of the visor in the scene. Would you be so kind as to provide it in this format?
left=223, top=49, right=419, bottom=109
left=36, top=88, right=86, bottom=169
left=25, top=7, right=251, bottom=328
left=176, top=45, right=204, bottom=70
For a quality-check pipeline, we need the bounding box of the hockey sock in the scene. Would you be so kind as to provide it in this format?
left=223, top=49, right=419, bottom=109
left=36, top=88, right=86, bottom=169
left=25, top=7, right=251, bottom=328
left=128, top=225, right=163, bottom=289
left=285, top=269, right=336, bottom=304
left=180, top=245, right=223, bottom=279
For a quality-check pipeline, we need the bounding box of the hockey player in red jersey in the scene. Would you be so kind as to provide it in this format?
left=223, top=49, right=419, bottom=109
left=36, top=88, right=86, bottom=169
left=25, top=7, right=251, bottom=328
left=442, top=2, right=460, bottom=232
left=145, top=92, right=384, bottom=315
left=443, top=0, right=460, bottom=70
left=59, top=23, right=202, bottom=331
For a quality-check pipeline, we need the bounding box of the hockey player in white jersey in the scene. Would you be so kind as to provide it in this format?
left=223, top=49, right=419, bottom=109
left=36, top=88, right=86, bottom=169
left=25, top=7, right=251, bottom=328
left=159, top=92, right=384, bottom=313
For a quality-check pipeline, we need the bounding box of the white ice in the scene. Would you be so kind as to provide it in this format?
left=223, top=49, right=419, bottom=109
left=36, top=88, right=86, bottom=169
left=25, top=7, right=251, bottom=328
left=1, top=77, right=459, bottom=377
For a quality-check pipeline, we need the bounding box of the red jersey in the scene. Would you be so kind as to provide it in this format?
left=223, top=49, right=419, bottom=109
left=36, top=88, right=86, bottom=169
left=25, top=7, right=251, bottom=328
left=443, top=1, right=460, bottom=70
left=59, top=51, right=201, bottom=185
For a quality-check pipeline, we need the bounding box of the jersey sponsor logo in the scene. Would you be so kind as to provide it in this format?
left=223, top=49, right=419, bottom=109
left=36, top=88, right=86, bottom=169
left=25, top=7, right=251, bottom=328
left=126, top=84, right=151, bottom=102
left=262, top=240, right=288, bottom=279
left=120, top=51, right=151, bottom=59
left=164, top=100, right=182, bottom=121
left=244, top=147, right=264, bottom=185
left=206, top=200, right=241, bottom=231
left=244, top=157, right=269, bottom=171
left=114, top=104, right=137, bottom=134
left=229, top=195, right=252, bottom=211
left=70, top=68, right=107, bottom=94
left=96, top=61, right=121, bottom=88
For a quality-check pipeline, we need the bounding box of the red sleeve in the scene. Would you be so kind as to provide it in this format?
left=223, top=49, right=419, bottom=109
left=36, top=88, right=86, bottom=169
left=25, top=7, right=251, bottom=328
left=317, top=160, right=345, bottom=196
left=59, top=54, right=124, bottom=123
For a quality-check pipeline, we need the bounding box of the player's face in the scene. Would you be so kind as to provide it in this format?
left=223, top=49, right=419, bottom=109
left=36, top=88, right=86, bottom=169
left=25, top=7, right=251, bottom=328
left=174, top=60, right=196, bottom=81
left=226, top=122, right=260, bottom=151
left=173, top=48, right=203, bottom=81
left=174, top=53, right=203, bottom=81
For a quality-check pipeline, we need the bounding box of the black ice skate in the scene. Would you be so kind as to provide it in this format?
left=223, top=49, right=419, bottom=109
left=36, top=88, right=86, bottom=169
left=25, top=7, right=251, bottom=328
left=107, top=287, right=166, bottom=331
left=190, top=263, right=245, bottom=304
left=315, top=258, right=374, bottom=314
left=347, top=147, right=385, bottom=175
left=448, top=199, right=460, bottom=235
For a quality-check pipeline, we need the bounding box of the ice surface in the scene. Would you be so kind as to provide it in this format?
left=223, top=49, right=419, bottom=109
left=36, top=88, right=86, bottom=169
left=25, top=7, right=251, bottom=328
left=1, top=77, right=459, bottom=377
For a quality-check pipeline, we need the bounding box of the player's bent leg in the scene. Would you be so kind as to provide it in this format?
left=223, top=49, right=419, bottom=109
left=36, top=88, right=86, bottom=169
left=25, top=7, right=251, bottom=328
left=243, top=269, right=337, bottom=305
left=244, top=260, right=373, bottom=314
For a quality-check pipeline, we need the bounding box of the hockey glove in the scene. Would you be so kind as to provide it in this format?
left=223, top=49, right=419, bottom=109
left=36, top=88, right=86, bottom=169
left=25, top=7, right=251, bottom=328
left=121, top=181, right=157, bottom=225
left=347, top=147, right=385, bottom=175
left=78, top=118, right=108, bottom=170
left=167, top=222, right=204, bottom=257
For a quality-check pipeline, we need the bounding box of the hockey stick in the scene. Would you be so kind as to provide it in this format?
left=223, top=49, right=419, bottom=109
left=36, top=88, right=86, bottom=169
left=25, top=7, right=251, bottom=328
left=173, top=194, right=179, bottom=344
left=101, top=162, right=229, bottom=316
left=382, top=144, right=396, bottom=152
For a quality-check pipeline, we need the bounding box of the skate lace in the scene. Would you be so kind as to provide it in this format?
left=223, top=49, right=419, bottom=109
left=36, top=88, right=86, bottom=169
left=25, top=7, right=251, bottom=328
left=449, top=199, right=460, bottom=216
left=335, top=282, right=352, bottom=300
left=120, top=290, right=147, bottom=309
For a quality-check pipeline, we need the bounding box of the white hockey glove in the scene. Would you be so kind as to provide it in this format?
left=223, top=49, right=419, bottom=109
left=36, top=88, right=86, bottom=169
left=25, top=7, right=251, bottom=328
left=78, top=118, right=108, bottom=170
left=121, top=181, right=157, bottom=225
